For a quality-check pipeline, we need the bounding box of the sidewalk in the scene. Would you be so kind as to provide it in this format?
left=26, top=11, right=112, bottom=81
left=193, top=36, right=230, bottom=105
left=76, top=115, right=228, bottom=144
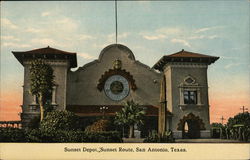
left=123, top=138, right=145, bottom=143
left=122, top=138, right=245, bottom=143
left=175, top=138, right=244, bottom=143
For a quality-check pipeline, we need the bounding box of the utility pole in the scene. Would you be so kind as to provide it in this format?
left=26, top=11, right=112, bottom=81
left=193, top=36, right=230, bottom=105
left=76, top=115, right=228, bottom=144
left=220, top=116, right=225, bottom=125
left=240, top=106, right=248, bottom=113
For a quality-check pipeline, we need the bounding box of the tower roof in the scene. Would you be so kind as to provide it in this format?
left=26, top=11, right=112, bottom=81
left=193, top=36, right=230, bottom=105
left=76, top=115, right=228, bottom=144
left=153, top=49, right=219, bottom=71
left=12, top=46, right=77, bottom=68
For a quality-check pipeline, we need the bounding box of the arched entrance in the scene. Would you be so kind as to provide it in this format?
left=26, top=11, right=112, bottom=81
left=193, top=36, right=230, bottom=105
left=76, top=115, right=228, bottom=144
left=177, top=113, right=206, bottom=139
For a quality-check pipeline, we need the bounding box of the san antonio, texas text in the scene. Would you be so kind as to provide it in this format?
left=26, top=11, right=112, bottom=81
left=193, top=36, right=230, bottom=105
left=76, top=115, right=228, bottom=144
left=64, top=146, right=187, bottom=153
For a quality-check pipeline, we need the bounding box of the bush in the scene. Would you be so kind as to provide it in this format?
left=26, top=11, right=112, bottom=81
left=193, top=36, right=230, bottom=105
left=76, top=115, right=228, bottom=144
left=143, top=130, right=175, bottom=143
left=27, top=116, right=40, bottom=129
left=25, top=129, right=122, bottom=143
left=85, top=119, right=112, bottom=132
left=85, top=131, right=123, bottom=143
left=0, top=128, right=26, bottom=142
left=40, top=110, right=81, bottom=132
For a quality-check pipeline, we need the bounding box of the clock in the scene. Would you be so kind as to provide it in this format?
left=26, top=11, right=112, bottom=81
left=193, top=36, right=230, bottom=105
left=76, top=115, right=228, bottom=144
left=104, top=75, right=130, bottom=101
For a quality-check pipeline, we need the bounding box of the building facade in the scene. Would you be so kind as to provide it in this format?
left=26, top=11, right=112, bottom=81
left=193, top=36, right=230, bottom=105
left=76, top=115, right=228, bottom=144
left=12, top=44, right=219, bottom=138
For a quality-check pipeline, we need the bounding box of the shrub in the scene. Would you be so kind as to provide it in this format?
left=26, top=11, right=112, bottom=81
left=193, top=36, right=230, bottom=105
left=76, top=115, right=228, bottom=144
left=85, top=131, right=123, bottom=143
left=25, top=129, right=122, bottom=143
left=0, top=128, right=26, bottom=142
left=40, top=110, right=80, bottom=132
left=85, top=119, right=112, bottom=132
left=25, top=129, right=43, bottom=142
left=27, top=116, right=40, bottom=129
left=143, top=130, right=175, bottom=143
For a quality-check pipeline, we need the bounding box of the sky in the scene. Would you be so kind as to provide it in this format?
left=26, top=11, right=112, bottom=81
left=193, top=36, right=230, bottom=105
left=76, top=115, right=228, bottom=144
left=0, top=1, right=249, bottom=123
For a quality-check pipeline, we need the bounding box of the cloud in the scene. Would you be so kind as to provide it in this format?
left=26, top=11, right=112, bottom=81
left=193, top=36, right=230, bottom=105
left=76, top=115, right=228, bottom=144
left=141, top=27, right=180, bottom=40
left=171, top=38, right=191, bottom=47
left=224, top=63, right=243, bottom=69
left=2, top=42, right=31, bottom=48
left=78, top=53, right=95, bottom=60
left=107, top=32, right=129, bottom=43
left=119, top=32, right=130, bottom=39
left=1, top=18, right=18, bottom=29
left=78, top=34, right=95, bottom=40
left=194, top=26, right=223, bottom=33
left=31, top=38, right=58, bottom=46
left=231, top=45, right=248, bottom=50
left=41, top=11, right=51, bottom=17
left=208, top=35, right=218, bottom=39
left=1, top=36, right=20, bottom=41
left=188, top=35, right=218, bottom=40
left=92, top=43, right=107, bottom=49
left=26, top=27, right=42, bottom=33
left=142, top=34, right=166, bottom=40
left=156, top=28, right=181, bottom=35
left=107, top=33, right=115, bottom=43
left=55, top=18, right=78, bottom=31
left=220, top=56, right=238, bottom=60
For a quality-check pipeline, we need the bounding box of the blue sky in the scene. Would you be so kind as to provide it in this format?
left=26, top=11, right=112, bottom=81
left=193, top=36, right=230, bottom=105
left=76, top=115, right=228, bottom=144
left=0, top=1, right=249, bottom=122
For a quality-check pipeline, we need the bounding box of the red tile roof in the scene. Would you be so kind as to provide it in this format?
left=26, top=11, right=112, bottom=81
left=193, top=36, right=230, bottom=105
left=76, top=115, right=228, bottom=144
left=153, top=49, right=219, bottom=71
left=12, top=46, right=77, bottom=68
left=167, top=49, right=218, bottom=58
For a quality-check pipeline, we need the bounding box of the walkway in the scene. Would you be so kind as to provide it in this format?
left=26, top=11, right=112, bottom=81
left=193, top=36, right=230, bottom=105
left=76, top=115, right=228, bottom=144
left=123, top=138, right=245, bottom=143
left=175, top=138, right=245, bottom=143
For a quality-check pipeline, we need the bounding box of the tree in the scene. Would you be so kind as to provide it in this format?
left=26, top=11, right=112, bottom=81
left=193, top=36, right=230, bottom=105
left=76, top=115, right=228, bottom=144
left=211, top=123, right=226, bottom=139
left=29, top=59, right=54, bottom=122
left=226, top=112, right=250, bottom=141
left=227, top=112, right=250, bottom=128
left=115, top=100, right=145, bottom=138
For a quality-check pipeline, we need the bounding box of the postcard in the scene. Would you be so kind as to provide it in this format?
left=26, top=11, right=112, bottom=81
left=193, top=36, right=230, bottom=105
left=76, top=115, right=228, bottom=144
left=0, top=1, right=249, bottom=160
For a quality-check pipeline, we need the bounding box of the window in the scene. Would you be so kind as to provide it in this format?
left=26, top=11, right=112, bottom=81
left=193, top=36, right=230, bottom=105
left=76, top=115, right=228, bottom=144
left=184, top=91, right=197, bottom=104
left=179, top=75, right=202, bottom=107
left=185, top=77, right=194, bottom=84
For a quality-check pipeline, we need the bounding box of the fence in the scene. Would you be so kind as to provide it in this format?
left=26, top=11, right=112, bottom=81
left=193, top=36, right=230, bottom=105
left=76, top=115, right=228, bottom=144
left=0, top=121, right=22, bottom=128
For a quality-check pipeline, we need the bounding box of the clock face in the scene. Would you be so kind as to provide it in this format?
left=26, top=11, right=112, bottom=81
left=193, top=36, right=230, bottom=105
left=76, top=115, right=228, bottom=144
left=104, top=75, right=130, bottom=101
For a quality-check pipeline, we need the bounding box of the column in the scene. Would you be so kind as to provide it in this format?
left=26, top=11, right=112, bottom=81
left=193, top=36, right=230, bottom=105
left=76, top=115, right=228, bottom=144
left=51, top=85, right=57, bottom=105
left=31, top=95, right=37, bottom=105
left=197, top=89, right=201, bottom=105
left=179, top=88, right=184, bottom=105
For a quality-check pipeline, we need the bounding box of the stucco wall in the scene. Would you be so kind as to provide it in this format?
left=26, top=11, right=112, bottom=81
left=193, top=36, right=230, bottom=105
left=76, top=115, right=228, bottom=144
left=164, top=62, right=211, bottom=132
left=23, top=63, right=33, bottom=112
left=66, top=44, right=162, bottom=107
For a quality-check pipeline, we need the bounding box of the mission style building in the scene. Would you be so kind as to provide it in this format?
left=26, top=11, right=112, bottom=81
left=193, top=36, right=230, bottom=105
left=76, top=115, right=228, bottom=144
left=12, top=44, right=219, bottom=139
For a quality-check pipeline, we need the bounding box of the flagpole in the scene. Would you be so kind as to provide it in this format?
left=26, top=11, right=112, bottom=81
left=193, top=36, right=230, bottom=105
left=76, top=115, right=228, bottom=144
left=115, top=0, right=118, bottom=44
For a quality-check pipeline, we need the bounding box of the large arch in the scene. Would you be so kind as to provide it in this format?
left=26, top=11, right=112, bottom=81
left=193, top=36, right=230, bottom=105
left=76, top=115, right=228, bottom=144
left=177, top=113, right=206, bottom=138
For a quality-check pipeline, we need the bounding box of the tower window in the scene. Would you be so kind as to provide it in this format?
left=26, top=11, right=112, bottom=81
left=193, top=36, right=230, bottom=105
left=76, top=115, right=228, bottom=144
left=184, top=91, right=197, bottom=104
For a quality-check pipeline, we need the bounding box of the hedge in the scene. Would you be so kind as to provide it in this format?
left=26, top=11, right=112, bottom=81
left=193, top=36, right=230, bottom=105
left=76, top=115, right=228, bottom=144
left=0, top=128, right=26, bottom=142
left=0, top=128, right=123, bottom=143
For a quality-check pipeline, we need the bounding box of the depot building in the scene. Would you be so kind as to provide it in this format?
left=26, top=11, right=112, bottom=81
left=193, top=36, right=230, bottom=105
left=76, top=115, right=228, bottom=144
left=12, top=44, right=219, bottom=138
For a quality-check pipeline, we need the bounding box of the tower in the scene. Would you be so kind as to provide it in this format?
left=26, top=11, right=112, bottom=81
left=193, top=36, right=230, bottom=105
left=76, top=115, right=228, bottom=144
left=154, top=49, right=219, bottom=138
left=12, top=46, right=77, bottom=127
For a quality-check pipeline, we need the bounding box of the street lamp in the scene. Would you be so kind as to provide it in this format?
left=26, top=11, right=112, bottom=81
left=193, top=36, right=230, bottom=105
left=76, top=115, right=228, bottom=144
left=100, top=106, right=109, bottom=118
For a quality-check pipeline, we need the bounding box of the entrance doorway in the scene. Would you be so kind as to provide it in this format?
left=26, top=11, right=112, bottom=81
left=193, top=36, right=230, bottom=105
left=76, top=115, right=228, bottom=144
left=177, top=113, right=205, bottom=139
left=182, top=118, right=201, bottom=138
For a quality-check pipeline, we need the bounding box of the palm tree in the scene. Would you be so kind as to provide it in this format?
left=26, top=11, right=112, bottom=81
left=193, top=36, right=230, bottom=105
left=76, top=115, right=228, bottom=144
left=115, top=100, right=145, bottom=138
